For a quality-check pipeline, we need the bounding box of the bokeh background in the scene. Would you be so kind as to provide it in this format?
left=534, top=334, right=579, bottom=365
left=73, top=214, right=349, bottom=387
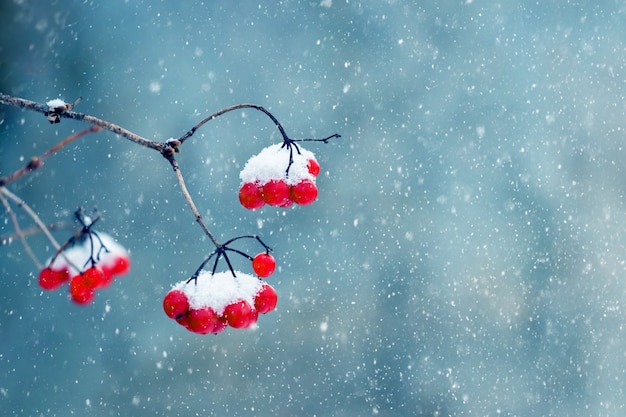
left=2, top=1, right=626, bottom=416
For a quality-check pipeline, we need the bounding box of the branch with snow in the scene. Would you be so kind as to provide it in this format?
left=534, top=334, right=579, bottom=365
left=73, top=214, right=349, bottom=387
left=0, top=92, right=340, bottom=334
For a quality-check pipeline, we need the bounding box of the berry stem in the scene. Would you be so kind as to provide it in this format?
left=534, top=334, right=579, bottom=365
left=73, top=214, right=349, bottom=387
left=47, top=208, right=105, bottom=273
left=280, top=134, right=341, bottom=177
left=187, top=234, right=273, bottom=283
left=177, top=103, right=291, bottom=146
left=74, top=208, right=110, bottom=268
left=291, top=133, right=342, bottom=144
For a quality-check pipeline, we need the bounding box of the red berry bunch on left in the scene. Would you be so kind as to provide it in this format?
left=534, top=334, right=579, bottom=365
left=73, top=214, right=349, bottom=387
left=239, top=143, right=320, bottom=209
left=163, top=271, right=278, bottom=334
left=39, top=231, right=130, bottom=305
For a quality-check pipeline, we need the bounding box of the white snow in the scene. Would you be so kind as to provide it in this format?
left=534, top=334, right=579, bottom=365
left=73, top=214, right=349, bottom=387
left=173, top=270, right=263, bottom=314
left=46, top=98, right=66, bottom=108
left=239, top=143, right=317, bottom=185
left=48, top=231, right=129, bottom=275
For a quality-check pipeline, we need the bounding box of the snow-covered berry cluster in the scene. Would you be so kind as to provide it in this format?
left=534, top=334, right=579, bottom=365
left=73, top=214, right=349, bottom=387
left=163, top=270, right=278, bottom=334
left=238, top=143, right=320, bottom=209
left=38, top=231, right=130, bottom=304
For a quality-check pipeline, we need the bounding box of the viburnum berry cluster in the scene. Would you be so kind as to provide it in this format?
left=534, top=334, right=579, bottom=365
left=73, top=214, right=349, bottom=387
left=0, top=94, right=339, bottom=336
left=163, top=234, right=278, bottom=334
left=163, top=270, right=278, bottom=334
left=239, top=143, right=321, bottom=209
left=37, top=211, right=130, bottom=304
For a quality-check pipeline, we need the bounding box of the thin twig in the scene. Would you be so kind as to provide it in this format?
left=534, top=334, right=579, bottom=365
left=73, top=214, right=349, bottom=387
left=0, top=93, right=50, bottom=113
left=0, top=188, right=41, bottom=268
left=1, top=187, right=62, bottom=250
left=177, top=103, right=290, bottom=145
left=0, top=93, right=163, bottom=152
left=66, top=112, right=163, bottom=151
left=0, top=221, right=72, bottom=244
left=0, top=125, right=102, bottom=186
left=167, top=156, right=220, bottom=247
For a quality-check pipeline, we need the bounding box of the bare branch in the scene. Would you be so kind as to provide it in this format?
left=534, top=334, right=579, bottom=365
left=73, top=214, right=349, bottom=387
left=65, top=111, right=163, bottom=151
left=0, top=189, right=42, bottom=268
left=0, top=125, right=102, bottom=186
left=177, top=103, right=291, bottom=145
left=167, top=156, right=220, bottom=248
left=0, top=93, right=163, bottom=152
left=0, top=221, right=72, bottom=245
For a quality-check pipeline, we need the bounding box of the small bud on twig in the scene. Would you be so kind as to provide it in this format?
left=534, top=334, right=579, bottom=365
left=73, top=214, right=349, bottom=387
left=26, top=157, right=44, bottom=172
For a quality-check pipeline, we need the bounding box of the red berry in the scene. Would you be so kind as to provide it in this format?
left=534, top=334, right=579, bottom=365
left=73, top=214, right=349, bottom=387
left=289, top=179, right=318, bottom=205
left=248, top=308, right=259, bottom=327
left=187, top=307, right=221, bottom=334
left=38, top=267, right=69, bottom=291
left=109, top=255, right=131, bottom=276
left=211, top=317, right=228, bottom=334
left=176, top=314, right=191, bottom=329
left=97, top=269, right=116, bottom=288
left=261, top=179, right=290, bottom=206
left=252, top=253, right=276, bottom=278
left=70, top=275, right=95, bottom=305
left=307, top=158, right=320, bottom=176
left=239, top=182, right=265, bottom=210
left=255, top=283, right=278, bottom=314
left=101, top=255, right=130, bottom=287
left=163, top=290, right=190, bottom=319
left=82, top=266, right=106, bottom=289
left=223, top=300, right=256, bottom=329
left=38, top=268, right=58, bottom=291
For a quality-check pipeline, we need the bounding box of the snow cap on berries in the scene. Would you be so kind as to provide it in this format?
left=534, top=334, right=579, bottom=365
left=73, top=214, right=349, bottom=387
left=240, top=143, right=317, bottom=185
left=172, top=271, right=263, bottom=315
left=47, top=231, right=129, bottom=276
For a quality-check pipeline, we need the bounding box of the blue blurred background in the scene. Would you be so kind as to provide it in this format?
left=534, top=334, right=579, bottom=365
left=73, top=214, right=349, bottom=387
left=2, top=1, right=626, bottom=416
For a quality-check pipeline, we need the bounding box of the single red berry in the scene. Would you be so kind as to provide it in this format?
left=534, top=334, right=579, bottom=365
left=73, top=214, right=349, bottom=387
left=38, top=267, right=69, bottom=291
left=255, top=283, right=278, bottom=314
left=252, top=253, right=276, bottom=278
left=307, top=158, right=320, bottom=177
left=248, top=307, right=259, bottom=327
left=38, top=268, right=58, bottom=291
left=109, top=255, right=131, bottom=276
left=187, top=307, right=221, bottom=334
left=223, top=300, right=256, bottom=329
left=261, top=179, right=291, bottom=206
left=101, top=255, right=130, bottom=286
left=82, top=266, right=106, bottom=289
left=239, top=182, right=265, bottom=210
left=163, top=289, right=190, bottom=319
left=210, top=315, right=228, bottom=334
left=97, top=269, right=116, bottom=288
left=69, top=275, right=95, bottom=305
left=289, top=179, right=318, bottom=205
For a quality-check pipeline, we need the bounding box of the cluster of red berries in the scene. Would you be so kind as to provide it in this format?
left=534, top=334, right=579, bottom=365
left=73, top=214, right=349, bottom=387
left=38, top=232, right=131, bottom=304
left=163, top=252, right=278, bottom=334
left=239, top=143, right=321, bottom=209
